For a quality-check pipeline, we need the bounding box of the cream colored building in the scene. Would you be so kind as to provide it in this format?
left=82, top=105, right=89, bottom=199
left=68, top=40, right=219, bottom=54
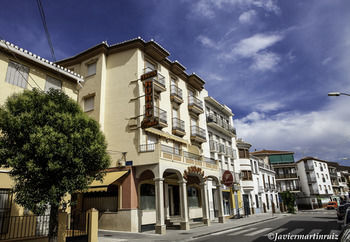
left=57, top=38, right=223, bottom=234
left=0, top=39, right=83, bottom=219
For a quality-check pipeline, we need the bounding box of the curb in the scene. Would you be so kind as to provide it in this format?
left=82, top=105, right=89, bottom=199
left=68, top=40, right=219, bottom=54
left=191, top=216, right=279, bottom=239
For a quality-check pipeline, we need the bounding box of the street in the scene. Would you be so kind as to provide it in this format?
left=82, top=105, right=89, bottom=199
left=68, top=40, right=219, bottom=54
left=194, top=210, right=340, bottom=242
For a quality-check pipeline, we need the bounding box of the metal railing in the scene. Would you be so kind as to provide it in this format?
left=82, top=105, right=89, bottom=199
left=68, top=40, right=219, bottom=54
left=183, top=151, right=201, bottom=161
left=188, top=96, right=203, bottom=110
left=203, top=157, right=216, bottom=164
left=218, top=143, right=225, bottom=154
left=0, top=215, right=49, bottom=240
left=170, top=85, right=183, bottom=100
left=143, top=67, right=166, bottom=88
left=275, top=173, right=297, bottom=179
left=172, top=118, right=185, bottom=132
left=153, top=107, right=167, bottom=124
left=139, top=143, right=156, bottom=152
left=66, top=212, right=88, bottom=238
left=161, top=144, right=182, bottom=156
left=304, top=164, right=314, bottom=171
left=190, top=125, right=206, bottom=140
left=307, top=176, right=316, bottom=183
left=206, top=114, right=236, bottom=135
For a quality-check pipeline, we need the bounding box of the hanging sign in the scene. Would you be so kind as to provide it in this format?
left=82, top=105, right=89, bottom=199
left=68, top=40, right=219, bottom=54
left=141, top=70, right=158, bottom=128
left=222, top=170, right=234, bottom=187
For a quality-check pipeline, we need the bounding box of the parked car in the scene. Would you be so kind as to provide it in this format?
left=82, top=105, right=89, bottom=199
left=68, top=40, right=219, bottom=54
left=338, top=207, right=350, bottom=230
left=327, top=201, right=338, bottom=209
left=338, top=203, right=350, bottom=220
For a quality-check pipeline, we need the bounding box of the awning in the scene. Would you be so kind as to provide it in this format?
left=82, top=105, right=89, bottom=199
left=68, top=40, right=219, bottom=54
left=145, top=127, right=188, bottom=145
left=87, top=170, right=128, bottom=192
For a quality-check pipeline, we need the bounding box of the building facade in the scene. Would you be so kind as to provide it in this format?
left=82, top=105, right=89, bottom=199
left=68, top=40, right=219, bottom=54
left=296, top=157, right=334, bottom=209
left=251, top=150, right=300, bottom=211
left=57, top=38, right=224, bottom=234
left=0, top=39, right=83, bottom=236
left=204, top=96, right=239, bottom=218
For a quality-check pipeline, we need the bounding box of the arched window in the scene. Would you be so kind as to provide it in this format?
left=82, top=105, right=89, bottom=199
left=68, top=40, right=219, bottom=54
left=140, top=183, right=155, bottom=210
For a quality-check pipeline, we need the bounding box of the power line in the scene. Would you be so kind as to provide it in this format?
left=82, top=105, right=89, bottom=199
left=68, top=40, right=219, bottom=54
left=36, top=0, right=56, bottom=62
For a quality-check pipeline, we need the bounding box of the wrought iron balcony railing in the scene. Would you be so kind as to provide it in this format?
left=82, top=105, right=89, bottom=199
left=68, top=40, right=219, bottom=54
left=188, top=95, right=203, bottom=110
left=143, top=67, right=166, bottom=88
left=190, top=125, right=206, bottom=140
left=172, top=117, right=185, bottom=132
left=170, top=85, right=183, bottom=101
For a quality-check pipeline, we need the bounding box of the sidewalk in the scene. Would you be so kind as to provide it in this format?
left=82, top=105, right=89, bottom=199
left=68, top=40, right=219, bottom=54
left=98, top=213, right=291, bottom=242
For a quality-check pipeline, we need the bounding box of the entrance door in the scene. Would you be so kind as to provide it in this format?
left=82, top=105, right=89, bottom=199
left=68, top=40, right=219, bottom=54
left=168, top=185, right=180, bottom=216
left=243, top=194, right=250, bottom=216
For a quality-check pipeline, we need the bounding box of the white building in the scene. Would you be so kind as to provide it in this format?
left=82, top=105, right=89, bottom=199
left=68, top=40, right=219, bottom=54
left=297, top=157, right=334, bottom=209
left=204, top=96, right=239, bottom=218
left=251, top=155, right=280, bottom=214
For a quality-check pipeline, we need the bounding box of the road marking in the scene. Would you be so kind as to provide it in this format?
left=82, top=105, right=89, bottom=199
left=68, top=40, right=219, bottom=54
left=211, top=227, right=242, bottom=235
left=245, top=227, right=272, bottom=236
left=289, top=228, right=304, bottom=234
left=228, top=227, right=256, bottom=236
left=309, top=229, right=322, bottom=234
left=269, top=228, right=288, bottom=234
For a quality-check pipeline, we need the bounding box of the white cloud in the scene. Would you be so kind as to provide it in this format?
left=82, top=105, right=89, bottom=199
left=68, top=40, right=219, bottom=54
left=191, top=0, right=280, bottom=18
left=251, top=51, right=280, bottom=71
left=231, top=33, right=283, bottom=58
left=256, top=101, right=284, bottom=112
left=197, top=35, right=217, bottom=49
left=235, top=98, right=350, bottom=161
left=238, top=10, right=257, bottom=24
left=322, top=57, right=333, bottom=65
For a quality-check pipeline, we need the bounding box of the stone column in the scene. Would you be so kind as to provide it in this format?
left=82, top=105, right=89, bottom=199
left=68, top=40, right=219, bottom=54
left=178, top=180, right=190, bottom=230
left=216, top=185, right=225, bottom=223
left=164, top=183, right=170, bottom=223
left=200, top=181, right=210, bottom=226
left=154, top=178, right=166, bottom=234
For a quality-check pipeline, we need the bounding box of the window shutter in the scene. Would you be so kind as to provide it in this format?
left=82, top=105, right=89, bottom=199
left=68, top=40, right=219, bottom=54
left=45, top=76, right=62, bottom=92
left=84, top=96, right=94, bottom=112
left=5, top=61, right=29, bottom=88
left=87, top=62, right=96, bottom=76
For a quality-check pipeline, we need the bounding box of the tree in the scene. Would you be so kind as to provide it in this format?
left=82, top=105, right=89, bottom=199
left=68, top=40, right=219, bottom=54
left=280, top=191, right=296, bottom=213
left=0, top=89, right=110, bottom=241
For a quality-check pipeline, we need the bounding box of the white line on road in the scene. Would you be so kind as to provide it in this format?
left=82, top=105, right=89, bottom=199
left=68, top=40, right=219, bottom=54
left=228, top=227, right=256, bottom=236
left=210, top=227, right=242, bottom=235
left=329, top=229, right=341, bottom=235
left=269, top=228, right=288, bottom=235
left=245, top=227, right=272, bottom=236
left=289, top=228, right=304, bottom=234
left=309, top=229, right=322, bottom=234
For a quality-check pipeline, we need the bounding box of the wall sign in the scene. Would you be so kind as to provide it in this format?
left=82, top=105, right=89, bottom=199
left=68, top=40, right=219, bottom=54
left=222, top=170, right=234, bottom=187
left=141, top=70, right=158, bottom=128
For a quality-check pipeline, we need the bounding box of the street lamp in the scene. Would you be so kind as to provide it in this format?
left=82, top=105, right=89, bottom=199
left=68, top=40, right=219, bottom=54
left=328, top=92, right=350, bottom=97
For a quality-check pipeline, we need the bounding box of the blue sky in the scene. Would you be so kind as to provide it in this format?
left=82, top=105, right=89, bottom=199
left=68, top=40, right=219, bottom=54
left=1, top=0, right=350, bottom=164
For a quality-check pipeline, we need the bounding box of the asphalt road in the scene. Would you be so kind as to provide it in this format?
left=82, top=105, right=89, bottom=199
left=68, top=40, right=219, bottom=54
left=194, top=209, right=340, bottom=242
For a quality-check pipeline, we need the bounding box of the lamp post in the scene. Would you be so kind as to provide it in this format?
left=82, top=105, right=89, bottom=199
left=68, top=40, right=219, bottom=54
left=328, top=92, right=350, bottom=97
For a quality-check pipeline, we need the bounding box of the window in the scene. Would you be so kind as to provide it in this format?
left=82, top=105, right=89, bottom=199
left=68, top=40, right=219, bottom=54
left=241, top=170, right=252, bottom=180
left=87, top=62, right=96, bottom=76
left=145, top=60, right=156, bottom=71
left=187, top=186, right=200, bottom=207
left=5, top=61, right=29, bottom=88
left=84, top=96, right=94, bottom=112
left=45, top=76, right=62, bottom=92
left=140, top=184, right=155, bottom=210
left=0, top=189, right=12, bottom=234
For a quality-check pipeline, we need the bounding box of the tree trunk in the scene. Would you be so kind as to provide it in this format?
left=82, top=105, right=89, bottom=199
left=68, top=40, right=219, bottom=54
left=49, top=204, right=59, bottom=242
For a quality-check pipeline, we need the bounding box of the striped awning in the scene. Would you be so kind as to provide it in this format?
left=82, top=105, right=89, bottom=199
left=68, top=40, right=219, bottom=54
left=87, top=170, right=128, bottom=192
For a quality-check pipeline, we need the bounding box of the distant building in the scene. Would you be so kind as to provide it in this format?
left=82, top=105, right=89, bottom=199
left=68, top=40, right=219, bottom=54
left=296, top=157, right=333, bottom=209
left=251, top=150, right=300, bottom=211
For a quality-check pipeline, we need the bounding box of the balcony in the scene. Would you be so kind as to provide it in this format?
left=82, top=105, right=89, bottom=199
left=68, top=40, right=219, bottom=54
left=170, top=85, right=183, bottom=104
left=138, top=143, right=219, bottom=170
left=206, top=114, right=236, bottom=137
left=307, top=176, right=316, bottom=183
left=143, top=67, right=166, bottom=92
left=329, top=172, right=337, bottom=178
left=172, top=118, right=185, bottom=136
left=190, top=125, right=206, bottom=143
left=188, top=96, right=204, bottom=114
left=209, top=140, right=219, bottom=152
left=241, top=180, right=254, bottom=189
left=304, top=164, right=314, bottom=171
left=225, top=146, right=234, bottom=158
left=275, top=173, right=298, bottom=180
left=153, top=107, right=168, bottom=128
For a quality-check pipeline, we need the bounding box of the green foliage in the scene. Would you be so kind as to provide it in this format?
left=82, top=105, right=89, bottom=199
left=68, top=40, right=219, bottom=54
left=281, top=191, right=296, bottom=213
left=0, top=89, right=110, bottom=215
